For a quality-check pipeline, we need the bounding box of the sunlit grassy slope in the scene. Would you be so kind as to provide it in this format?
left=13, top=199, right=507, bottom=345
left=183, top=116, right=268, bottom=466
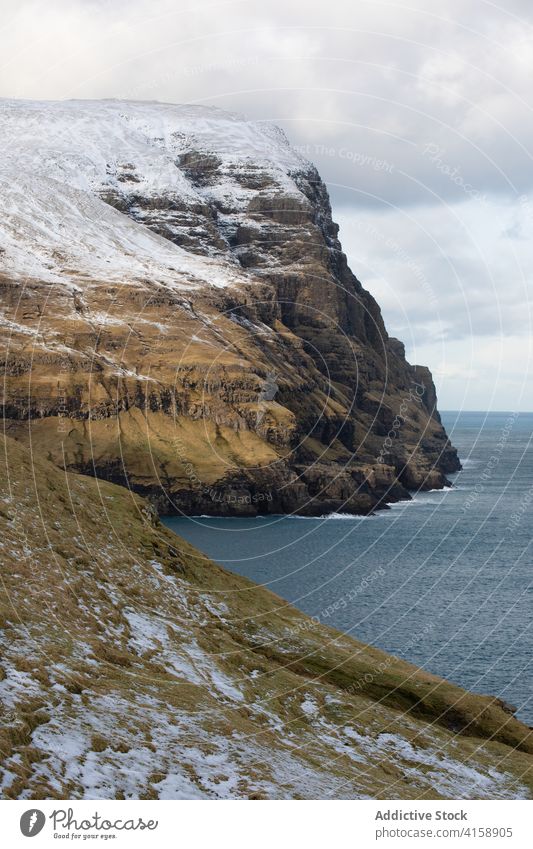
left=0, top=434, right=531, bottom=799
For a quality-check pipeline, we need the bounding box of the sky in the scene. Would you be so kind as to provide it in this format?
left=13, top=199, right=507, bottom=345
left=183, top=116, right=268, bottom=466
left=1, top=0, right=532, bottom=410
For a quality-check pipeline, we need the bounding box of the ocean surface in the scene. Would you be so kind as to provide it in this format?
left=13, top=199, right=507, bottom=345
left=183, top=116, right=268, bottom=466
left=163, top=412, right=533, bottom=724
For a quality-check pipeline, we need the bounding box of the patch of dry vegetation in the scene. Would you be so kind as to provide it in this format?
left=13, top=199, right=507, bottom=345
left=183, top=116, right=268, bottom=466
left=0, top=434, right=531, bottom=800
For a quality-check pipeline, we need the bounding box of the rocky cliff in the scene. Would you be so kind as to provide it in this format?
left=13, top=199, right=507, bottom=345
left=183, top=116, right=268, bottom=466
left=0, top=99, right=460, bottom=515
left=1, top=435, right=530, bottom=800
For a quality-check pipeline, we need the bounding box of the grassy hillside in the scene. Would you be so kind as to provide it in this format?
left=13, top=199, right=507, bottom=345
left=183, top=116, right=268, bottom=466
left=0, top=433, right=531, bottom=799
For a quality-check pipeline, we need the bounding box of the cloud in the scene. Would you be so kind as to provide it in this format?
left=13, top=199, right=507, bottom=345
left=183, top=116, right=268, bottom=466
left=3, top=0, right=533, bottom=208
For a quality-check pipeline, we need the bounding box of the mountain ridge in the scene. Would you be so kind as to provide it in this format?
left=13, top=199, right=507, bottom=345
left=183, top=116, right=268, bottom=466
left=0, top=98, right=460, bottom=515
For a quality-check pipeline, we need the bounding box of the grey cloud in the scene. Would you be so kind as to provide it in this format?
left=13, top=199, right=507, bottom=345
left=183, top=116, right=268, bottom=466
left=3, top=0, right=533, bottom=208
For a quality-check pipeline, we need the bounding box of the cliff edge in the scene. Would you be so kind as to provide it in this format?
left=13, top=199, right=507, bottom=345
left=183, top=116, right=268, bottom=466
left=0, top=99, right=460, bottom=515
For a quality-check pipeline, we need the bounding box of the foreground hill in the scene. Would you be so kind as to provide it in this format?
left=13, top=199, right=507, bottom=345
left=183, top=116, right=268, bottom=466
left=0, top=99, right=459, bottom=515
left=0, top=435, right=530, bottom=800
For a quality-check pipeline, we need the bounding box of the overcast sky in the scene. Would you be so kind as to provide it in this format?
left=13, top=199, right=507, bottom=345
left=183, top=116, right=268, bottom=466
left=2, top=0, right=532, bottom=410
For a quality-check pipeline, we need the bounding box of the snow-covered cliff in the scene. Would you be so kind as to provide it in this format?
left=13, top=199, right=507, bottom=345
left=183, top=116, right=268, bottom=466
left=0, top=99, right=459, bottom=516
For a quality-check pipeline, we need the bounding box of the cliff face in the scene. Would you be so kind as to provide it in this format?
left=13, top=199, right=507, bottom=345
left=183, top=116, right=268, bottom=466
left=1, top=435, right=530, bottom=800
left=0, top=99, right=460, bottom=515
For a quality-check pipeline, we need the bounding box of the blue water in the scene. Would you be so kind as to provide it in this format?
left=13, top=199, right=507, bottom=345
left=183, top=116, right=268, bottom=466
left=163, top=412, right=533, bottom=724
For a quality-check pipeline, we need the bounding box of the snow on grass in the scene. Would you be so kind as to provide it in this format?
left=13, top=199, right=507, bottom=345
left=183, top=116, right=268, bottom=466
left=369, top=732, right=529, bottom=799
left=87, top=312, right=127, bottom=327
left=27, top=693, right=358, bottom=799
left=0, top=662, right=43, bottom=710
left=123, top=607, right=243, bottom=703
left=183, top=639, right=245, bottom=703
left=0, top=314, right=42, bottom=337
left=300, top=696, right=319, bottom=716
left=198, top=593, right=229, bottom=619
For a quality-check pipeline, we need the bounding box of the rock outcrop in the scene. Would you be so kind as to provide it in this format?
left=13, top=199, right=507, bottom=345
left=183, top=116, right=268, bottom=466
left=0, top=99, right=460, bottom=515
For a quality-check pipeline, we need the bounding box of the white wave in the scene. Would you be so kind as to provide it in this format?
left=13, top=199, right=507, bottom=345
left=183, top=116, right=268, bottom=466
left=319, top=512, right=368, bottom=520
left=426, top=485, right=454, bottom=492
left=385, top=500, right=424, bottom=508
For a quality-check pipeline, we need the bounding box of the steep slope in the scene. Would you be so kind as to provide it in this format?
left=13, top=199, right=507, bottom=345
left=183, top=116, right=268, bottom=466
left=0, top=99, right=460, bottom=516
left=0, top=434, right=530, bottom=800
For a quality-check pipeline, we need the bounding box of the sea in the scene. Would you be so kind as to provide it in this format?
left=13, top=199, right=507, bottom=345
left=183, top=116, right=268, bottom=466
left=163, top=411, right=533, bottom=725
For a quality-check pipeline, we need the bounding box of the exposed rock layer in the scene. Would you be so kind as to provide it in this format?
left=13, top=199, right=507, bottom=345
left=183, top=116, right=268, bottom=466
left=0, top=100, right=460, bottom=515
